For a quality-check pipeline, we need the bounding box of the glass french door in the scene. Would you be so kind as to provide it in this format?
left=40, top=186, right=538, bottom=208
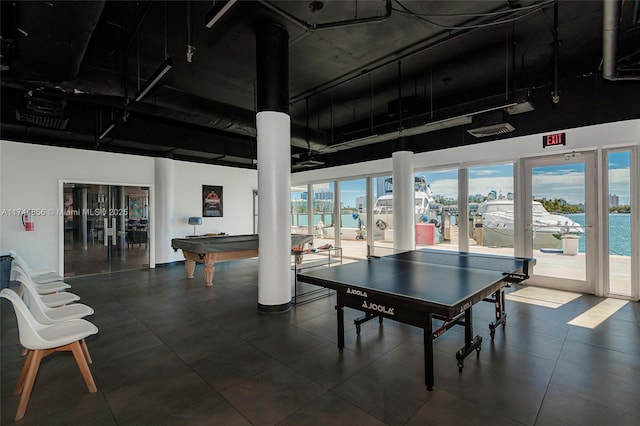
left=63, top=183, right=150, bottom=277
left=523, top=153, right=596, bottom=293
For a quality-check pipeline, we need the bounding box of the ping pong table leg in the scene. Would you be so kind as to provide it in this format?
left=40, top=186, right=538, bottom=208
left=464, top=307, right=473, bottom=346
left=424, top=312, right=434, bottom=391
left=489, top=288, right=507, bottom=340
left=455, top=308, right=482, bottom=372
left=336, top=305, right=345, bottom=351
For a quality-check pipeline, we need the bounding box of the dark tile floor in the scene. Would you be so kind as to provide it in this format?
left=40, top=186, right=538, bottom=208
left=2, top=260, right=640, bottom=425
left=64, top=240, right=150, bottom=278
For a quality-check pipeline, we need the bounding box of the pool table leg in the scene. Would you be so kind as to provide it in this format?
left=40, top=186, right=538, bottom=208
left=203, top=262, right=215, bottom=287
left=185, top=259, right=196, bottom=279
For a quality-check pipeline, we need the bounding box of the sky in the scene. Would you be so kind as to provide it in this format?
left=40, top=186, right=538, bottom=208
left=330, top=151, right=631, bottom=208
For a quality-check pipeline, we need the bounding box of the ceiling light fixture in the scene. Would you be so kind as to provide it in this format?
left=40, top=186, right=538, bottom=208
left=325, top=116, right=473, bottom=152
left=98, top=122, right=116, bottom=140
left=504, top=100, right=534, bottom=115
left=134, top=58, right=173, bottom=102
left=205, top=0, right=237, bottom=28
left=467, top=123, right=515, bottom=138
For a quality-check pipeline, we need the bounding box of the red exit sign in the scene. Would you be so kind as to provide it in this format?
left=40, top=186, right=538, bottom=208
left=543, top=132, right=566, bottom=148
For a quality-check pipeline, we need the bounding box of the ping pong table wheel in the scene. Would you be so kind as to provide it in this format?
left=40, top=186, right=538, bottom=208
left=356, top=324, right=361, bottom=335
left=457, top=361, right=464, bottom=372
left=490, top=328, right=495, bottom=340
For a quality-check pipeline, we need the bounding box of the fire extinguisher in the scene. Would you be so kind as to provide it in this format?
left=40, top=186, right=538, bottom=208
left=22, top=212, right=35, bottom=231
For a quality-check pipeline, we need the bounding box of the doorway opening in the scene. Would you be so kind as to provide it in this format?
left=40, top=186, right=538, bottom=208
left=63, top=183, right=150, bottom=277
left=523, top=152, right=596, bottom=293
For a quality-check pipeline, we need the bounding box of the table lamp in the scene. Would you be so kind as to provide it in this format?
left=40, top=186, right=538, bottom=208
left=188, top=217, right=202, bottom=235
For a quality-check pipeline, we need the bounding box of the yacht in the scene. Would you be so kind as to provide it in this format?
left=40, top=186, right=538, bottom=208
left=476, top=199, right=584, bottom=249
left=358, top=176, right=439, bottom=237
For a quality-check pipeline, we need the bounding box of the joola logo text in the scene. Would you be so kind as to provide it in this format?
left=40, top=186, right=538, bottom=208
left=347, top=288, right=368, bottom=297
left=362, top=301, right=395, bottom=316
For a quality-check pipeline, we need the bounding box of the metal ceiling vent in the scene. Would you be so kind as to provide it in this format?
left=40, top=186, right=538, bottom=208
left=15, top=94, right=69, bottom=130
left=467, top=123, right=515, bottom=138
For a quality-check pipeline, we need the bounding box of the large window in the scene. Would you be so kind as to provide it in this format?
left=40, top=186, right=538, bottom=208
left=311, top=182, right=335, bottom=240
left=468, top=163, right=515, bottom=255
left=607, top=150, right=632, bottom=297
left=339, top=179, right=367, bottom=259
left=290, top=185, right=308, bottom=234
left=370, top=175, right=394, bottom=256
left=290, top=182, right=335, bottom=240
left=414, top=169, right=459, bottom=251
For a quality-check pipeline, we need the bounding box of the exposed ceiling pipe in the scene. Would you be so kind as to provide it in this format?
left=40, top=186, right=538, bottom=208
left=603, top=0, right=640, bottom=80
left=551, top=0, right=560, bottom=104
left=603, top=0, right=621, bottom=80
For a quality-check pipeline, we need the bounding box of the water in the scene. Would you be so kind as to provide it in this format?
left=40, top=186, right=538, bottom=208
left=292, top=213, right=632, bottom=257
left=565, top=213, right=631, bottom=256
left=291, top=214, right=360, bottom=228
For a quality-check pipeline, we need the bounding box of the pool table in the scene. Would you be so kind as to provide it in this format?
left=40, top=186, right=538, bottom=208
left=171, top=234, right=314, bottom=286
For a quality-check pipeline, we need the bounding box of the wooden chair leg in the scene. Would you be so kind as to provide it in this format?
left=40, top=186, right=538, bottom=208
left=15, top=349, right=43, bottom=421
left=70, top=341, right=97, bottom=393
left=80, top=339, right=93, bottom=364
left=14, top=350, right=34, bottom=395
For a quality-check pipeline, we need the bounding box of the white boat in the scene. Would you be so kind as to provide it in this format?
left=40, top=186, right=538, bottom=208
left=358, top=176, right=440, bottom=237
left=477, top=199, right=584, bottom=249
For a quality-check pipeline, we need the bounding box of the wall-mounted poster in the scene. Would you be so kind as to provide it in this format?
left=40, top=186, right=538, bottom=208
left=128, top=196, right=146, bottom=219
left=202, top=185, right=223, bottom=217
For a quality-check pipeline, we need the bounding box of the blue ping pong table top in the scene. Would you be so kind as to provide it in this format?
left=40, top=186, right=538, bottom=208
left=296, top=249, right=533, bottom=308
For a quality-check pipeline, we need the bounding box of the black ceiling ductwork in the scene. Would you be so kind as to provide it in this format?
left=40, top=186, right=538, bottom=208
left=603, top=0, right=640, bottom=81
left=1, top=1, right=638, bottom=170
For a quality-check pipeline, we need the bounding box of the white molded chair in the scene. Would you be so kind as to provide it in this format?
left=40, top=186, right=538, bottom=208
left=9, top=250, right=64, bottom=283
left=12, top=262, right=71, bottom=295
left=37, top=290, right=81, bottom=308
left=0, top=288, right=98, bottom=421
left=16, top=274, right=94, bottom=324
left=16, top=274, right=94, bottom=362
left=13, top=266, right=78, bottom=307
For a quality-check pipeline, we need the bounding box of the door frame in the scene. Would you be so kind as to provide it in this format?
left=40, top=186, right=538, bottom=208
left=58, top=179, right=155, bottom=275
left=521, top=151, right=597, bottom=294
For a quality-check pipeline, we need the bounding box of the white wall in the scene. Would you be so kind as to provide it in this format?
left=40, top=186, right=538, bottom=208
left=0, top=140, right=258, bottom=272
left=165, top=160, right=257, bottom=263
left=0, top=141, right=155, bottom=273
left=292, top=120, right=640, bottom=183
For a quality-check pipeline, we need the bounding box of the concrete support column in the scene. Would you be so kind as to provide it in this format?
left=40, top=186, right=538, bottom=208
left=256, top=23, right=291, bottom=313
left=392, top=150, right=415, bottom=251
left=154, top=157, right=174, bottom=264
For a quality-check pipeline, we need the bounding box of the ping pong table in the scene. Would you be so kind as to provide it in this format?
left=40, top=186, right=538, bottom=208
left=296, top=249, right=534, bottom=390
